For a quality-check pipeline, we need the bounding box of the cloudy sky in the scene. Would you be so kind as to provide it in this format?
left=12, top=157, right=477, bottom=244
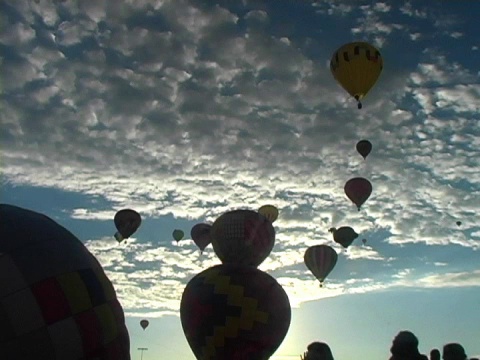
left=1, top=0, right=479, bottom=359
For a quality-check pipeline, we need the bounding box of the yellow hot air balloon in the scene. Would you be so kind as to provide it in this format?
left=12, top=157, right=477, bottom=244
left=330, top=42, right=383, bottom=109
left=258, top=204, right=279, bottom=223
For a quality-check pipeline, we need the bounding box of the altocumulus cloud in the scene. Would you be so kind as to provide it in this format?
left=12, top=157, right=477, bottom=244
left=1, top=0, right=479, bottom=314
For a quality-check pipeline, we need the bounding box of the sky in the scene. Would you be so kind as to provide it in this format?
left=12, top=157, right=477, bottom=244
left=1, top=0, right=479, bottom=359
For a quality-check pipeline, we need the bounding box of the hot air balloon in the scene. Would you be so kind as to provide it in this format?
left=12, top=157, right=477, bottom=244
left=328, top=227, right=359, bottom=249
left=258, top=204, right=279, bottom=223
left=140, top=319, right=149, bottom=330
left=180, top=264, right=291, bottom=360
left=304, top=245, right=338, bottom=287
left=330, top=42, right=383, bottom=109
left=114, top=209, right=141, bottom=243
left=190, top=223, right=212, bottom=253
left=344, top=177, right=372, bottom=211
left=173, top=229, right=185, bottom=242
left=356, top=140, right=372, bottom=160
left=210, top=209, right=275, bottom=267
left=0, top=204, right=130, bottom=359
left=456, top=221, right=462, bottom=227
left=362, top=238, right=367, bottom=245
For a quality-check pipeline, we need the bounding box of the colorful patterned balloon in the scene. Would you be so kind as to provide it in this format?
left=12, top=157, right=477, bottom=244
left=180, top=264, right=291, bottom=360
left=0, top=204, right=130, bottom=359
left=210, top=209, right=275, bottom=267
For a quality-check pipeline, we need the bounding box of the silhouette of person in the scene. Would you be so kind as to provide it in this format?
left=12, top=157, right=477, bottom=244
left=300, top=342, right=334, bottom=360
left=443, top=343, right=467, bottom=360
left=389, top=330, right=428, bottom=360
left=431, top=349, right=441, bottom=360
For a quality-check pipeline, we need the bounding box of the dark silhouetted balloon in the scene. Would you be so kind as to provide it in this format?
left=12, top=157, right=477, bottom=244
left=140, top=319, right=149, bottom=330
left=190, top=223, right=212, bottom=253
left=0, top=204, right=130, bottom=359
left=456, top=221, right=462, bottom=227
left=114, top=209, right=141, bottom=242
left=210, top=209, right=275, bottom=267
left=180, top=264, right=291, bottom=360
left=356, top=140, right=372, bottom=159
left=304, top=245, right=338, bottom=287
left=328, top=227, right=359, bottom=249
left=173, top=229, right=184, bottom=242
left=344, top=177, right=372, bottom=211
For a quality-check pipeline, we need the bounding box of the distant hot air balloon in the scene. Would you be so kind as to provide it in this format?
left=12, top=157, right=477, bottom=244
left=140, top=319, right=149, bottom=330
left=362, top=238, right=367, bottom=245
left=210, top=209, right=275, bottom=267
left=173, top=229, right=185, bottom=242
left=344, top=177, right=372, bottom=211
left=180, top=264, right=291, bottom=360
left=0, top=204, right=130, bottom=359
left=304, top=245, right=338, bottom=287
left=258, top=204, right=279, bottom=223
left=114, top=209, right=141, bottom=242
left=330, top=42, right=383, bottom=109
left=456, top=221, right=462, bottom=227
left=190, top=223, right=212, bottom=253
left=328, top=226, right=359, bottom=249
left=356, top=140, right=372, bottom=160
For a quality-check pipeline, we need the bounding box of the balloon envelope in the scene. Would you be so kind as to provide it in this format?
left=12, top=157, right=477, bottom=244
left=329, top=227, right=359, bottom=248
left=190, top=223, right=212, bottom=252
left=344, top=177, right=372, bottom=211
left=330, top=42, right=383, bottom=109
left=0, top=204, right=130, bottom=359
left=211, top=209, right=275, bottom=267
left=173, top=229, right=185, bottom=242
left=258, top=205, right=279, bottom=223
left=356, top=140, right=372, bottom=159
left=180, top=264, right=291, bottom=360
left=304, top=245, right=338, bottom=285
left=456, top=221, right=462, bottom=226
left=114, top=209, right=141, bottom=242
left=140, top=319, right=149, bottom=330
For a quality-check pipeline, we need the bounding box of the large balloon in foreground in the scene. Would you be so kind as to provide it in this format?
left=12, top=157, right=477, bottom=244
left=180, top=264, right=291, bottom=360
left=258, top=204, right=279, bottom=223
left=211, top=209, right=275, bottom=267
left=344, top=177, right=373, bottom=211
left=190, top=223, right=212, bottom=253
left=140, top=319, right=149, bottom=330
left=330, top=42, right=383, bottom=109
left=173, top=229, right=185, bottom=242
left=356, top=140, right=372, bottom=159
left=304, top=245, right=338, bottom=287
left=114, top=209, right=141, bottom=242
left=0, top=204, right=130, bottom=359
left=328, top=226, right=359, bottom=249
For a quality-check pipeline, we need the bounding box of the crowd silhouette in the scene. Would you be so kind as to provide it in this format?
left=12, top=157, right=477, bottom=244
left=301, top=330, right=476, bottom=360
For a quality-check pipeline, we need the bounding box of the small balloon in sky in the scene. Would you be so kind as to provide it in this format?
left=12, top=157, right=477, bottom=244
left=330, top=41, right=383, bottom=109
left=304, top=245, right=338, bottom=287
left=140, top=319, right=149, bottom=330
left=173, top=229, right=185, bottom=242
left=114, top=208, right=141, bottom=243
left=258, top=204, right=279, bottom=223
left=356, top=139, right=372, bottom=160
left=190, top=223, right=212, bottom=253
left=362, top=238, right=367, bottom=245
left=456, top=221, right=462, bottom=226
left=344, top=177, right=373, bottom=211
left=329, top=226, right=359, bottom=249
